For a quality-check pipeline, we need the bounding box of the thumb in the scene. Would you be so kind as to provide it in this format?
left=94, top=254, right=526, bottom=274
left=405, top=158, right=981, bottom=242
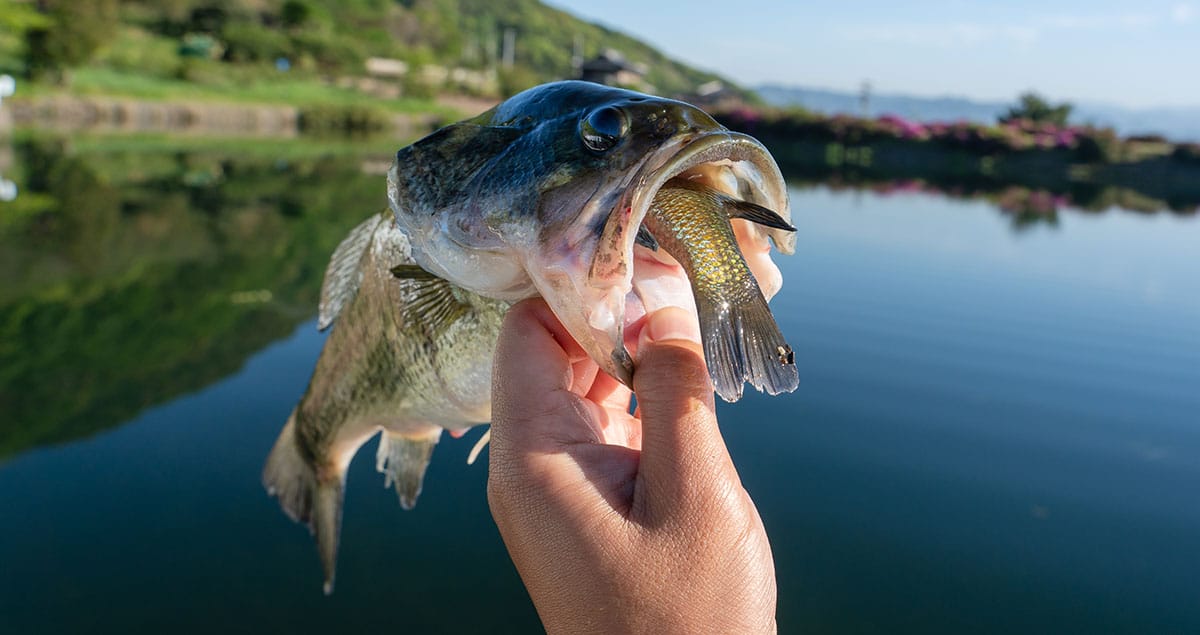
left=490, top=299, right=600, bottom=455
left=632, top=307, right=735, bottom=513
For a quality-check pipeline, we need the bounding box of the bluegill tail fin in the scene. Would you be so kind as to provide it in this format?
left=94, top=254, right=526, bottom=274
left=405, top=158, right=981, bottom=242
left=696, top=291, right=799, bottom=403
left=263, top=412, right=346, bottom=595
left=375, top=430, right=441, bottom=510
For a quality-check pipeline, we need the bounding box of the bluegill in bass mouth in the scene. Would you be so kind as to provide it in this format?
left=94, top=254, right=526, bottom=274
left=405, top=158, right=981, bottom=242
left=388, top=80, right=799, bottom=399
left=643, top=177, right=797, bottom=401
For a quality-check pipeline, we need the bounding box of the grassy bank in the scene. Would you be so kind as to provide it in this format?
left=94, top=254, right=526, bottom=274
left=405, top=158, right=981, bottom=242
left=16, top=67, right=457, bottom=116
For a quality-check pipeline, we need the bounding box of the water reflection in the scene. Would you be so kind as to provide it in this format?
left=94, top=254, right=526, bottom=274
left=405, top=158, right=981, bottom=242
left=0, top=136, right=386, bottom=459
left=786, top=172, right=1199, bottom=232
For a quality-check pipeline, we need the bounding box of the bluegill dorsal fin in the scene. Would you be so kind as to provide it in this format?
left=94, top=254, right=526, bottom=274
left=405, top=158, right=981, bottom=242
left=723, top=198, right=796, bottom=232
left=390, top=264, right=471, bottom=337
left=318, top=212, right=389, bottom=331
left=635, top=225, right=659, bottom=251
left=375, top=430, right=441, bottom=510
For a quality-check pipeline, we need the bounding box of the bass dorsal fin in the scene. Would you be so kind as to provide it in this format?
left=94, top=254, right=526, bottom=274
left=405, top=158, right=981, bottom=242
left=318, top=212, right=389, bottom=331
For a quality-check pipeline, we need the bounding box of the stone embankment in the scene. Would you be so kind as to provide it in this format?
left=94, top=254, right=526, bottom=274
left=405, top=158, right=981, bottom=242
left=5, top=95, right=440, bottom=137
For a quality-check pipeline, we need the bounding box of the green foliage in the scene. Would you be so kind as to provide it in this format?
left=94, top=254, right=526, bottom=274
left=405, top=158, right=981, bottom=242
left=282, top=0, right=313, bottom=28
left=1073, top=127, right=1121, bottom=163
left=17, top=0, right=738, bottom=99
left=221, top=21, right=292, bottom=63
left=298, top=103, right=391, bottom=134
left=0, top=0, right=50, bottom=73
left=24, top=0, right=119, bottom=82
left=999, top=91, right=1073, bottom=126
left=1171, top=143, right=1200, bottom=165
left=0, top=137, right=380, bottom=457
left=94, top=26, right=182, bottom=78
left=498, top=65, right=541, bottom=97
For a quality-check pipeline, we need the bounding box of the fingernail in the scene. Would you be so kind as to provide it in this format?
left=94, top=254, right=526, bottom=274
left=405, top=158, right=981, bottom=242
left=641, top=307, right=701, bottom=346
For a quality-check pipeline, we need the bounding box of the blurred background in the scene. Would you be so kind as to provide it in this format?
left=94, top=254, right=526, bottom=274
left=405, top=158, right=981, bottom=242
left=1, top=1, right=1197, bottom=633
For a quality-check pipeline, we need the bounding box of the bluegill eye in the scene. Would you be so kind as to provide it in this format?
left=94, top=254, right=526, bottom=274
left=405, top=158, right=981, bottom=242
left=580, top=106, right=627, bottom=152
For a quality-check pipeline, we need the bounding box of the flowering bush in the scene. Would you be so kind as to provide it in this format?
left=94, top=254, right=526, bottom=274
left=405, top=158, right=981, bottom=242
left=717, top=107, right=1189, bottom=167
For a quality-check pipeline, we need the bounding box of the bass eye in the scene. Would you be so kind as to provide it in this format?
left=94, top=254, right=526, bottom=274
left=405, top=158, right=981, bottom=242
left=580, top=106, right=628, bottom=153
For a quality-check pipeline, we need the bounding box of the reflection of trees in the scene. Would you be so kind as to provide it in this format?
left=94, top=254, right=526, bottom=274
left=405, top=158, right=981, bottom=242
left=0, top=138, right=385, bottom=458
left=785, top=166, right=1199, bottom=232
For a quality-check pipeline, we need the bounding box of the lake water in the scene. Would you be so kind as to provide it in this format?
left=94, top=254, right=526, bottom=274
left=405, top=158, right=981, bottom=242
left=1, top=139, right=1198, bottom=633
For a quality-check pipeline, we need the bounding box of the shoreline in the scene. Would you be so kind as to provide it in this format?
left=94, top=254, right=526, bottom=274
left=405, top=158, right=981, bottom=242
left=1, top=94, right=463, bottom=137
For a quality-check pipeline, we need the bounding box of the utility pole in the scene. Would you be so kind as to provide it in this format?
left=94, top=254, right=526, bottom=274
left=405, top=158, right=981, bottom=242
left=572, top=34, right=584, bottom=75
left=859, top=80, right=872, bottom=118
left=502, top=28, right=516, bottom=69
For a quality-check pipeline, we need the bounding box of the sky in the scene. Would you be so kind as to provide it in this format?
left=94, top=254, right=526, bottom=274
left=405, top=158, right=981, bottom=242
left=546, top=0, right=1200, bottom=109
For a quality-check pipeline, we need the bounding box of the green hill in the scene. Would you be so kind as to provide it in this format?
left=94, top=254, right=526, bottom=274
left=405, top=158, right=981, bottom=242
left=1, top=0, right=737, bottom=102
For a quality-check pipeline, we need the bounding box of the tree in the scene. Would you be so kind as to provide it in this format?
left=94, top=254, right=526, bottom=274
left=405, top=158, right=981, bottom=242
left=999, top=92, right=1073, bottom=126
left=24, top=0, right=119, bottom=83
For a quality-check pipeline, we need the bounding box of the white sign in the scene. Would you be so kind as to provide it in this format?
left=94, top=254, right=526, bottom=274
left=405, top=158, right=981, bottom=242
left=0, top=179, right=17, bottom=202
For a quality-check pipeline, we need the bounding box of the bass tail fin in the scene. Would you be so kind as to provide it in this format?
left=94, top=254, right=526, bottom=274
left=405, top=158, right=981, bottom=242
left=375, top=430, right=441, bottom=510
left=263, top=411, right=347, bottom=595
left=695, top=290, right=799, bottom=403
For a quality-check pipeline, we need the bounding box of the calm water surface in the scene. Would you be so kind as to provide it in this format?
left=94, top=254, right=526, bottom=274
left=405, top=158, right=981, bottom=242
left=1, top=142, right=1198, bottom=633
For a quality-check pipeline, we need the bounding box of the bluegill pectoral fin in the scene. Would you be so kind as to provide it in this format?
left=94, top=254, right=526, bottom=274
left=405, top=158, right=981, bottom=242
left=375, top=430, right=441, bottom=510
left=724, top=199, right=796, bottom=232
left=318, top=212, right=390, bottom=331
left=391, top=265, right=471, bottom=337
left=635, top=226, right=659, bottom=251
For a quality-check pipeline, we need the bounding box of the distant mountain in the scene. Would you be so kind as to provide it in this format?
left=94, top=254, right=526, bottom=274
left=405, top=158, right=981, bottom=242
left=756, top=84, right=1200, bottom=142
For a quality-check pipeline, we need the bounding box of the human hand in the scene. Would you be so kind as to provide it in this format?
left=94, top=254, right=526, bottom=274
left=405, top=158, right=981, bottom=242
left=487, top=299, right=776, bottom=634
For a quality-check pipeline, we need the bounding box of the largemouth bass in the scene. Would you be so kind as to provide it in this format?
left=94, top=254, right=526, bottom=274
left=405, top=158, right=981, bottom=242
left=267, top=82, right=802, bottom=593
left=263, top=210, right=507, bottom=594
left=388, top=80, right=798, bottom=399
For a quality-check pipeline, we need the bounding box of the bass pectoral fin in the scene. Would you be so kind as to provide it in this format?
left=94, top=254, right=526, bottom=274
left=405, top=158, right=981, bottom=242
left=375, top=430, right=441, bottom=510
left=390, top=265, right=471, bottom=337
left=724, top=199, right=796, bottom=232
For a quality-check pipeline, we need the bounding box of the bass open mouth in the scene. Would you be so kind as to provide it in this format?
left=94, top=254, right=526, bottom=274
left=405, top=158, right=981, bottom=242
left=590, top=130, right=795, bottom=382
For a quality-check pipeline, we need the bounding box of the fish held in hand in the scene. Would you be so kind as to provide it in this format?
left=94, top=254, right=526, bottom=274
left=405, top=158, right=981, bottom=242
left=643, top=178, right=798, bottom=402
left=388, top=80, right=797, bottom=400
